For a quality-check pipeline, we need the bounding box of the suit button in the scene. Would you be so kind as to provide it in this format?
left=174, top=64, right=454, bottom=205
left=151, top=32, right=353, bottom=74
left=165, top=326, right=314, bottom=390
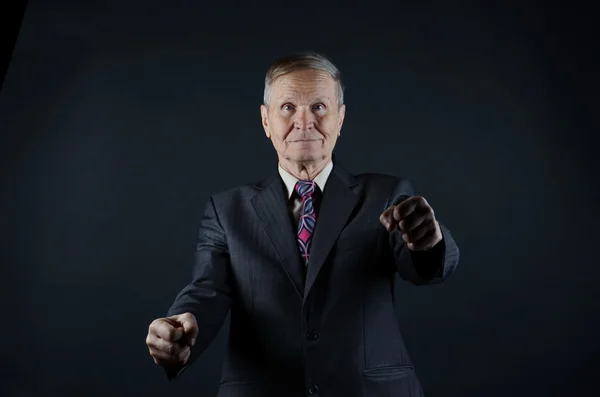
left=306, top=331, right=319, bottom=341
left=308, top=384, right=319, bottom=395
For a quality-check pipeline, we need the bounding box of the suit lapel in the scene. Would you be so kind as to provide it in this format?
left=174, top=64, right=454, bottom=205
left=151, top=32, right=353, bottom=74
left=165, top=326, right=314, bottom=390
left=251, top=175, right=305, bottom=299
left=304, top=164, right=359, bottom=300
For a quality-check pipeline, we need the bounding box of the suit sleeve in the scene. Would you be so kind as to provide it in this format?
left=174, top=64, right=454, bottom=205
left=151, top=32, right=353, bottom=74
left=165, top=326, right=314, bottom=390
left=164, top=196, right=233, bottom=380
left=385, top=178, right=460, bottom=285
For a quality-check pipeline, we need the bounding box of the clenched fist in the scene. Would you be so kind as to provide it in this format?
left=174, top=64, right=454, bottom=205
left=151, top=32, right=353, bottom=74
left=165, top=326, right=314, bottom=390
left=146, top=312, right=198, bottom=369
left=380, top=196, right=442, bottom=251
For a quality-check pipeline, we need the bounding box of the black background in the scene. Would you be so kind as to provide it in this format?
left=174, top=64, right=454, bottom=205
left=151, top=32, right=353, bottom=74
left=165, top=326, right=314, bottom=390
left=2, top=1, right=598, bottom=396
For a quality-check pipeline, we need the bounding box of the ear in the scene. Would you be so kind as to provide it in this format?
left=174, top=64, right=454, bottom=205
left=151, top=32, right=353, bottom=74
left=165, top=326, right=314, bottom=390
left=260, top=104, right=270, bottom=138
left=337, top=104, right=346, bottom=135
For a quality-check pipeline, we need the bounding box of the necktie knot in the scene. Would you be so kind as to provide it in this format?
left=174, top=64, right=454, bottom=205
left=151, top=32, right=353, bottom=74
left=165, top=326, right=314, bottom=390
left=295, top=180, right=316, bottom=198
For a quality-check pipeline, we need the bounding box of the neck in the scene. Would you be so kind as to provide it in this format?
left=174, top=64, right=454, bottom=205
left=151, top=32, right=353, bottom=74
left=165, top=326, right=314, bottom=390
left=279, top=156, right=331, bottom=180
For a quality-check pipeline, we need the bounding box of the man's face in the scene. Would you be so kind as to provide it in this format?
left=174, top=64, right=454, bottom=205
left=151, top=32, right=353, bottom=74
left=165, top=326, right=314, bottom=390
left=260, top=69, right=346, bottom=164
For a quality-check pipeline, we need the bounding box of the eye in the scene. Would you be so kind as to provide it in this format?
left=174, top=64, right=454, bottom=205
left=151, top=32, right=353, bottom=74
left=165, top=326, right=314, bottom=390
left=312, top=103, right=326, bottom=111
left=281, top=103, right=295, bottom=111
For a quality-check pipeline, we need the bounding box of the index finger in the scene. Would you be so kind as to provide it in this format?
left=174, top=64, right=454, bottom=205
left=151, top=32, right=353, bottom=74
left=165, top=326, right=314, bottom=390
left=379, top=206, right=397, bottom=231
left=151, top=319, right=183, bottom=342
left=393, top=196, right=424, bottom=220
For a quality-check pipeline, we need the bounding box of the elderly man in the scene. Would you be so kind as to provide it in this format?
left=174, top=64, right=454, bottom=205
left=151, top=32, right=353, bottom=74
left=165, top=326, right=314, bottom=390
left=146, top=52, right=459, bottom=397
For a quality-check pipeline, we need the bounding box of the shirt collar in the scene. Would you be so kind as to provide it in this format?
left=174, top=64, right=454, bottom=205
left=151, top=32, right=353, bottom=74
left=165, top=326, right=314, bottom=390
left=278, top=161, right=333, bottom=199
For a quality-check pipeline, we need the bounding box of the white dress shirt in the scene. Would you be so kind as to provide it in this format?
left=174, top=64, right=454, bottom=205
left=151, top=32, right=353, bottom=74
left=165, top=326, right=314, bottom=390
left=278, top=161, right=333, bottom=224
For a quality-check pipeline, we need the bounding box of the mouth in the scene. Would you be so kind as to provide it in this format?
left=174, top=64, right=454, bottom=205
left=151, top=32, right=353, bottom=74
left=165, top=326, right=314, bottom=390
left=290, top=139, right=321, bottom=143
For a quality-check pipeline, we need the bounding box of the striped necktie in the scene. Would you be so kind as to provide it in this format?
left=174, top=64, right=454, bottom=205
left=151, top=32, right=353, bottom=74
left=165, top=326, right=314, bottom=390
left=295, top=180, right=317, bottom=265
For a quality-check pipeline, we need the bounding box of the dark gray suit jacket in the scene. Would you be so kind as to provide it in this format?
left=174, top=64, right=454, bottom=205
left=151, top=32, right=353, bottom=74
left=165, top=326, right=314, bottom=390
left=166, top=162, right=459, bottom=397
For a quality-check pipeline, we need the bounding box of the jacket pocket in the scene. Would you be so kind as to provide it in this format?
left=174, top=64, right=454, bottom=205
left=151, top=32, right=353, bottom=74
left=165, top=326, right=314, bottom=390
left=219, top=377, right=260, bottom=387
left=363, top=365, right=417, bottom=397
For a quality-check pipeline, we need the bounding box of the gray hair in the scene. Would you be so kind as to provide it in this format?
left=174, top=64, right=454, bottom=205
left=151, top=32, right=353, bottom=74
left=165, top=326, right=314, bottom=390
left=263, top=52, right=345, bottom=107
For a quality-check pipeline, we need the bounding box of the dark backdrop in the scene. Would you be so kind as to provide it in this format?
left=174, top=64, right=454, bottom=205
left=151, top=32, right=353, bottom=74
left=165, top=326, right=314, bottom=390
left=2, top=1, right=598, bottom=396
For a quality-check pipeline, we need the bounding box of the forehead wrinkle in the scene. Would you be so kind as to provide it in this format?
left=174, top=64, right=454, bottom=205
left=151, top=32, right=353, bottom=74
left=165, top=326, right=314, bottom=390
left=272, top=71, right=336, bottom=103
left=277, top=79, right=328, bottom=90
left=276, top=92, right=332, bottom=105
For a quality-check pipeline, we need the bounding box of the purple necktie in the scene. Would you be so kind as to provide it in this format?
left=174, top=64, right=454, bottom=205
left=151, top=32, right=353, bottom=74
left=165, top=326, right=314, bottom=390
left=295, top=180, right=317, bottom=265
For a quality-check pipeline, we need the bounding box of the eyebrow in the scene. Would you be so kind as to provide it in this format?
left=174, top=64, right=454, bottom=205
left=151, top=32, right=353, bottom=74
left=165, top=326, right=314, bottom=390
left=278, top=97, right=331, bottom=104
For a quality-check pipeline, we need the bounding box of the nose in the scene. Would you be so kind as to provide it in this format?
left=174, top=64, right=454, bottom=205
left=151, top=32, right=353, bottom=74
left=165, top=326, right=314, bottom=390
left=293, top=107, right=316, bottom=131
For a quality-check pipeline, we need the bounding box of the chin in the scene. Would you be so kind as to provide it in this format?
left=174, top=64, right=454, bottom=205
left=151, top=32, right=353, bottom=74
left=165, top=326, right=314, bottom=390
left=289, top=152, right=326, bottom=162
